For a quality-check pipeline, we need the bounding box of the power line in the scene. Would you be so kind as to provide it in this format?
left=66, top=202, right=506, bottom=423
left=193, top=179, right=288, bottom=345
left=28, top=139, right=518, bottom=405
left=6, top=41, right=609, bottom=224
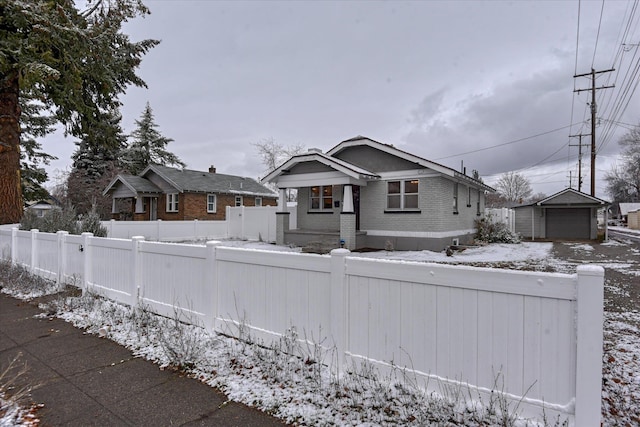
left=433, top=123, right=580, bottom=161
left=591, top=0, right=606, bottom=67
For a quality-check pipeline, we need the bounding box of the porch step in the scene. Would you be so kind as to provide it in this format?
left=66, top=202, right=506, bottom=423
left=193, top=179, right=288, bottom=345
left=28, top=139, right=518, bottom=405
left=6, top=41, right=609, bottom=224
left=301, top=240, right=340, bottom=255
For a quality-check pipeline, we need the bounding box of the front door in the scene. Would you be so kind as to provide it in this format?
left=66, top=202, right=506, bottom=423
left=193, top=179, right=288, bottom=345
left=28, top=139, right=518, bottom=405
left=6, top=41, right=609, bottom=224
left=150, top=198, right=157, bottom=220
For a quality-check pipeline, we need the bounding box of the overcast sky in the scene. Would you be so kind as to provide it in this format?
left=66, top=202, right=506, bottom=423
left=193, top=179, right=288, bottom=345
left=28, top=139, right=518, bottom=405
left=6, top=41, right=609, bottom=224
left=44, top=0, right=640, bottom=199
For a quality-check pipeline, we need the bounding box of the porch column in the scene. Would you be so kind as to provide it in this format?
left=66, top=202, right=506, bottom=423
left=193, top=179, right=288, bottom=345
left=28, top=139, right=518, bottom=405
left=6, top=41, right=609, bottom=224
left=342, top=185, right=354, bottom=213
left=340, top=213, right=356, bottom=250
left=278, top=188, right=287, bottom=212
left=276, top=211, right=290, bottom=246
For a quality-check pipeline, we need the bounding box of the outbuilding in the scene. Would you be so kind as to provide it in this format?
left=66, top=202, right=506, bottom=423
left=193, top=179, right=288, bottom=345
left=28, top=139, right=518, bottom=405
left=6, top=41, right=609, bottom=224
left=514, top=188, right=609, bottom=240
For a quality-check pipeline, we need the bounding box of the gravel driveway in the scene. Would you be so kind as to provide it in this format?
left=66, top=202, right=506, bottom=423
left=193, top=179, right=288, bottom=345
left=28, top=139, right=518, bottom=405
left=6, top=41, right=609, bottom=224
left=549, top=237, right=639, bottom=426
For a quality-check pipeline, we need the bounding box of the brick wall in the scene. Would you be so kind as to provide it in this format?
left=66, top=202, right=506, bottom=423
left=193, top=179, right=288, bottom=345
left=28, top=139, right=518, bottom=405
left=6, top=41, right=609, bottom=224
left=155, top=192, right=277, bottom=221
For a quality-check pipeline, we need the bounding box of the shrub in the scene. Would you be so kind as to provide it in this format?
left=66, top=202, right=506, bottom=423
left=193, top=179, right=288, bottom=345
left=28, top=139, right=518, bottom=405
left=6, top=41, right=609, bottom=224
left=475, top=216, right=520, bottom=244
left=20, top=203, right=106, bottom=237
left=79, top=205, right=107, bottom=237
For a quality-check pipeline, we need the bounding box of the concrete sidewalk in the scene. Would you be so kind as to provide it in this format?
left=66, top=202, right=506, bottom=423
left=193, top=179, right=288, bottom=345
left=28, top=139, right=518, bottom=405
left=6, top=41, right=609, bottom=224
left=0, top=293, right=288, bottom=426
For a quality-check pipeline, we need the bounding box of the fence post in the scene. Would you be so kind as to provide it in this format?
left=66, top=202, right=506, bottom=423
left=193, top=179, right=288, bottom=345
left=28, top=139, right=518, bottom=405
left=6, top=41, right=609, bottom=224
left=206, top=240, right=221, bottom=331
left=193, top=219, right=199, bottom=240
left=225, top=206, right=231, bottom=238
left=56, top=231, right=69, bottom=289
left=330, top=248, right=350, bottom=374
left=241, top=205, right=246, bottom=240
left=131, top=236, right=145, bottom=305
left=30, top=229, right=39, bottom=274
left=11, top=227, right=18, bottom=265
left=81, top=232, right=93, bottom=292
left=156, top=219, right=162, bottom=241
left=574, top=265, right=604, bottom=427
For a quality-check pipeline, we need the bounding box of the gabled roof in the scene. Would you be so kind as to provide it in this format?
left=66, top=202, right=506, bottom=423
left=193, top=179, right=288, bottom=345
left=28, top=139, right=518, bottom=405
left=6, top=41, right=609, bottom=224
left=103, top=174, right=163, bottom=196
left=261, top=151, right=379, bottom=183
left=262, top=135, right=495, bottom=192
left=535, top=188, right=609, bottom=206
left=514, top=188, right=609, bottom=208
left=142, top=164, right=277, bottom=197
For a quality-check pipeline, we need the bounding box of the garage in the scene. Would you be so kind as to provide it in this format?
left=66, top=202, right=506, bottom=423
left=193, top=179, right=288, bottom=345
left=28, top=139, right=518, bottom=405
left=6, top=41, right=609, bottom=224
left=514, top=188, right=609, bottom=241
left=546, top=208, right=590, bottom=239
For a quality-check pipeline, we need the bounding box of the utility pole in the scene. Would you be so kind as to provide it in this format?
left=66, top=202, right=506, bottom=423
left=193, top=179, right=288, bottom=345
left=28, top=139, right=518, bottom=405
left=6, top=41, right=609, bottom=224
left=569, top=134, right=590, bottom=192
left=567, top=171, right=573, bottom=189
left=574, top=68, right=614, bottom=196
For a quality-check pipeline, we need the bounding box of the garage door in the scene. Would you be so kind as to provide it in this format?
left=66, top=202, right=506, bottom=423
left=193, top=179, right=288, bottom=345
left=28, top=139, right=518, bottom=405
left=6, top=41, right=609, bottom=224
left=546, top=208, right=590, bottom=239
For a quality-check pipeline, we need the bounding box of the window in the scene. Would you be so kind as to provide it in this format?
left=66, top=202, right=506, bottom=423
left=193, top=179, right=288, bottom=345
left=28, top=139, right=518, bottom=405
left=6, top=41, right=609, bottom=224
left=207, top=194, right=217, bottom=213
left=453, top=183, right=459, bottom=214
left=166, top=193, right=179, bottom=212
left=255, top=197, right=262, bottom=206
left=477, top=189, right=481, bottom=216
left=386, top=180, right=419, bottom=210
left=135, top=197, right=145, bottom=213
left=310, top=186, right=333, bottom=210
left=235, top=196, right=243, bottom=206
left=467, top=187, right=472, bottom=207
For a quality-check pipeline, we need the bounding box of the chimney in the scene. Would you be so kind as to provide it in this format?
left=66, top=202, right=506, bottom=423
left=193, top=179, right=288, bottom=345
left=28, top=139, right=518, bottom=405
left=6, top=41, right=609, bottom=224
left=209, top=165, right=216, bottom=173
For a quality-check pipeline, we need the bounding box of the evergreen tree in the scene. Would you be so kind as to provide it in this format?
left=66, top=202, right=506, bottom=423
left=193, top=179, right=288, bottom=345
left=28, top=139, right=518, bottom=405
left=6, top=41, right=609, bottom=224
left=121, top=102, right=185, bottom=175
left=68, top=108, right=127, bottom=217
left=0, top=0, right=158, bottom=224
left=20, top=89, right=57, bottom=202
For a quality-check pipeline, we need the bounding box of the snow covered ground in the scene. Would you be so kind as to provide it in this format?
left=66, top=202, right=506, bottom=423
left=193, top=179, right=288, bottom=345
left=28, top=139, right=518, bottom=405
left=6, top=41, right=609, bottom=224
left=1, top=238, right=639, bottom=426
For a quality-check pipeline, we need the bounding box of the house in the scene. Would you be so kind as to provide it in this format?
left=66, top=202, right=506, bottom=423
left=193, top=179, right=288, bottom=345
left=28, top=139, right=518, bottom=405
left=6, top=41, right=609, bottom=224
left=619, top=203, right=640, bottom=225
left=25, top=197, right=59, bottom=217
left=261, top=136, right=495, bottom=251
left=103, top=164, right=277, bottom=221
left=513, top=188, right=609, bottom=240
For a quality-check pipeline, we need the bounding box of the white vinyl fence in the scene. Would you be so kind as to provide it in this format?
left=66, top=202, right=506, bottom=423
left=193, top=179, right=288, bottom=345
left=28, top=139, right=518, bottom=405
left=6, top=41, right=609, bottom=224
left=101, top=205, right=297, bottom=242
left=485, top=208, right=516, bottom=233
left=0, top=228, right=604, bottom=426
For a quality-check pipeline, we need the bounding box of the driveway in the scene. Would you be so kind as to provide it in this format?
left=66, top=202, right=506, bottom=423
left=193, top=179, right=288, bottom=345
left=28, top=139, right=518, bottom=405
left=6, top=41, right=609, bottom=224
left=550, top=238, right=640, bottom=316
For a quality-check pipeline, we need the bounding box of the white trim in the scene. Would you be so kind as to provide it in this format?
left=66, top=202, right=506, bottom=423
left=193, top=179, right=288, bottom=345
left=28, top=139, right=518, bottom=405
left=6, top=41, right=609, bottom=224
left=276, top=171, right=368, bottom=188
left=363, top=229, right=476, bottom=238
left=378, top=169, right=439, bottom=180
left=207, top=194, right=217, bottom=213
left=166, top=193, right=179, bottom=212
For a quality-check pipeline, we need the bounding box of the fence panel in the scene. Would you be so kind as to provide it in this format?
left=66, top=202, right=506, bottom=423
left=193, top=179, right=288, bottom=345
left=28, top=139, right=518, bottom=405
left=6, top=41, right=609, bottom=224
left=0, top=229, right=11, bottom=259
left=87, top=237, right=135, bottom=304
left=343, top=256, right=577, bottom=419
left=63, top=234, right=85, bottom=284
left=15, top=230, right=32, bottom=267
left=138, top=241, right=211, bottom=324
left=33, top=232, right=58, bottom=281
left=215, top=247, right=332, bottom=343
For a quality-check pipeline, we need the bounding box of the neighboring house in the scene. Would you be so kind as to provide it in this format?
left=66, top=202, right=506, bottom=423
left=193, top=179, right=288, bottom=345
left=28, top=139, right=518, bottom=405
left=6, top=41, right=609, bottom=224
left=104, top=164, right=277, bottom=221
left=619, top=203, right=640, bottom=224
left=25, top=198, right=58, bottom=217
left=262, top=136, right=495, bottom=251
left=628, top=209, right=640, bottom=230
left=513, top=188, right=609, bottom=240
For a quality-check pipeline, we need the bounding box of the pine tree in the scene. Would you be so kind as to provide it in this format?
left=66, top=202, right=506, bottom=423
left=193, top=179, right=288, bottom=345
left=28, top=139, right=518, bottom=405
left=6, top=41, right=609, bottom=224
left=68, top=108, right=127, bottom=217
left=20, top=89, right=57, bottom=202
left=0, top=0, right=158, bottom=224
left=121, top=102, right=185, bottom=175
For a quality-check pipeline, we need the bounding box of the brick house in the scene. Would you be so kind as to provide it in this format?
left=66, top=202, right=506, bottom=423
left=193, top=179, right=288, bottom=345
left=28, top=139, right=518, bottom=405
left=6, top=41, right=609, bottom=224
left=104, top=164, right=277, bottom=221
left=262, top=136, right=495, bottom=251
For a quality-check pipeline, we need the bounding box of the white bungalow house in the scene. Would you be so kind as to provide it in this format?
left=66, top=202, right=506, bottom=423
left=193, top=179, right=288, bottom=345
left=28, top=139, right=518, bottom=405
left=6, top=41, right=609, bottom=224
left=262, top=136, right=495, bottom=251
